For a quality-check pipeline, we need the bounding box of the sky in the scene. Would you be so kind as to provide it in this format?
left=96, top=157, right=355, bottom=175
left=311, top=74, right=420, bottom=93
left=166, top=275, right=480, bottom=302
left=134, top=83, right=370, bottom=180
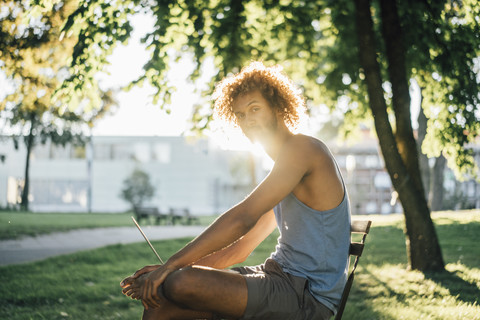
left=93, top=14, right=202, bottom=137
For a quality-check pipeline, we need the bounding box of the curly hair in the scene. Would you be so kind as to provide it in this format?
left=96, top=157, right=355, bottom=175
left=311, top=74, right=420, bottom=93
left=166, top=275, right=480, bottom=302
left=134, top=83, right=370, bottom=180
left=213, top=61, right=305, bottom=130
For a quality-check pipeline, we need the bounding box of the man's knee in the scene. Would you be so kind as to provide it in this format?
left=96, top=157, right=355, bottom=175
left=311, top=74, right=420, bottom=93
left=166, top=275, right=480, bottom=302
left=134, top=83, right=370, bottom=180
left=163, top=267, right=200, bottom=305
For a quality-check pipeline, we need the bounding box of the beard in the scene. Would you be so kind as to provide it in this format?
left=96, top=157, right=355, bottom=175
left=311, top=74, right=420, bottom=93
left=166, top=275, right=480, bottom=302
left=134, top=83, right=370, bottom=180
left=244, top=114, right=278, bottom=143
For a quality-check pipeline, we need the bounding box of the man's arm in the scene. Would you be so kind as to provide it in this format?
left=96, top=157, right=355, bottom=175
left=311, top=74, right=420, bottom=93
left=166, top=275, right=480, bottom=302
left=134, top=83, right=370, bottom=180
left=136, top=136, right=313, bottom=307
left=194, top=209, right=277, bottom=269
left=120, top=210, right=276, bottom=300
left=166, top=138, right=310, bottom=268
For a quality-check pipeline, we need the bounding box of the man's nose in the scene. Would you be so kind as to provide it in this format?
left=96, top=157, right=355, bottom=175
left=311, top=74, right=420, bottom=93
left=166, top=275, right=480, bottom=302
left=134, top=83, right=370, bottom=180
left=246, top=114, right=256, bottom=126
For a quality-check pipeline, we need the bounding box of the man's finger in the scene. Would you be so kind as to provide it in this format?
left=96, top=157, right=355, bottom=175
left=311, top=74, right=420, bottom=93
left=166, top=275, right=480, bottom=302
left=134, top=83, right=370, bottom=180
left=124, top=288, right=135, bottom=297
left=131, top=292, right=141, bottom=300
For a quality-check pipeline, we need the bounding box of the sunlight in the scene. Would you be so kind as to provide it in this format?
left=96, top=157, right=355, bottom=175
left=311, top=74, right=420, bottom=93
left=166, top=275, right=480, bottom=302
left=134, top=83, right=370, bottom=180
left=207, top=106, right=316, bottom=170
left=207, top=101, right=315, bottom=171
left=208, top=124, right=274, bottom=170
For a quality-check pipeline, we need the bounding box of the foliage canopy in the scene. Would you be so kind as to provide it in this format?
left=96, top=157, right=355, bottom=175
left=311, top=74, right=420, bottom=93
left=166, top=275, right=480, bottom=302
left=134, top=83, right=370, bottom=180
left=26, top=0, right=480, bottom=179
left=0, top=0, right=118, bottom=209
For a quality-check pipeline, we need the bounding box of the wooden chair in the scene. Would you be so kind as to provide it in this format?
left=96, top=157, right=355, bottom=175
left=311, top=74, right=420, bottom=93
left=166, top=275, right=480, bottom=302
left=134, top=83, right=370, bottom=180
left=334, top=220, right=372, bottom=320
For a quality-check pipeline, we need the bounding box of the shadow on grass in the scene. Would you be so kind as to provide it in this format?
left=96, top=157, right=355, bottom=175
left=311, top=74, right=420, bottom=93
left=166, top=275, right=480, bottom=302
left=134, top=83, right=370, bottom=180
left=425, top=220, right=480, bottom=305
left=424, top=270, right=480, bottom=305
left=339, top=269, right=386, bottom=319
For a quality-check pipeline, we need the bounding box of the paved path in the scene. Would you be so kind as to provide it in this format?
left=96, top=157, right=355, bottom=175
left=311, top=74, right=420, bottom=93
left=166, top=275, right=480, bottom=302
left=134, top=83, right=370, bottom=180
left=0, top=225, right=204, bottom=266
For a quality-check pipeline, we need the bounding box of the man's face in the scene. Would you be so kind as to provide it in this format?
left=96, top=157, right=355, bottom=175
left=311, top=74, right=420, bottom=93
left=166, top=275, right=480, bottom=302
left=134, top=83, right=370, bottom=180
left=232, top=90, right=279, bottom=143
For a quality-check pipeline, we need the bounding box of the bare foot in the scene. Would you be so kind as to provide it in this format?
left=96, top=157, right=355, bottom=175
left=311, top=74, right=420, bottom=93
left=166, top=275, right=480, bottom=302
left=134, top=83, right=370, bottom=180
left=122, top=273, right=148, bottom=300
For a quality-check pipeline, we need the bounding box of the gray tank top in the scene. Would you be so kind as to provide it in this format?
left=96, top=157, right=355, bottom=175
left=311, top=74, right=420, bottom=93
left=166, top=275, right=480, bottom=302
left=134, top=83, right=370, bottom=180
left=270, top=189, right=351, bottom=313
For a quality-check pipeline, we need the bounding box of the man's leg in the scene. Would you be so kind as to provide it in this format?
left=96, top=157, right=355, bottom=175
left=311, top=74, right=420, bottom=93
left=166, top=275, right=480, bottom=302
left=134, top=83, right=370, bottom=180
left=142, top=265, right=248, bottom=320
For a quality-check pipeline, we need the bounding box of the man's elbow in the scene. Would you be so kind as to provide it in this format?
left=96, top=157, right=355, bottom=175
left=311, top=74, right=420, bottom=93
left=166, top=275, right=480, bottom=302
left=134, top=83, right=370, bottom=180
left=236, top=252, right=251, bottom=265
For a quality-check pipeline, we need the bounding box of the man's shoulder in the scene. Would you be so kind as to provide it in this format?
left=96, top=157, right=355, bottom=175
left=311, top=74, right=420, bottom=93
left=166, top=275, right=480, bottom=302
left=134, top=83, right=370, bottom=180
left=286, top=134, right=329, bottom=156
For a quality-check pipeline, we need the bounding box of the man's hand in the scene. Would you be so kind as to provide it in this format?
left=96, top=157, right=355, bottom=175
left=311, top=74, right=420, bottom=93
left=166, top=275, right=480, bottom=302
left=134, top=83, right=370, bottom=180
left=120, top=264, right=177, bottom=309
left=139, top=264, right=177, bottom=309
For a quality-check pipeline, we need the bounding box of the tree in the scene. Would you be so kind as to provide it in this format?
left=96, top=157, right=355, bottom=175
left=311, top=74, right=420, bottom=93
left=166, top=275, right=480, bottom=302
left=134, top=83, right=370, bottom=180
left=345, top=0, right=478, bottom=270
left=120, top=169, right=155, bottom=210
left=34, top=0, right=480, bottom=271
left=353, top=0, right=444, bottom=270
left=0, top=0, right=116, bottom=210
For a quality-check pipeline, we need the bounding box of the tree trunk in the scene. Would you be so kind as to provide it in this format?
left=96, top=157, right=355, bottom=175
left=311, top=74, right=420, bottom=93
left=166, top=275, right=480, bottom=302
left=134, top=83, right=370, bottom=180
left=21, top=113, right=36, bottom=211
left=430, top=155, right=446, bottom=211
left=354, top=0, right=444, bottom=271
left=379, top=0, right=444, bottom=271
left=416, top=89, right=430, bottom=198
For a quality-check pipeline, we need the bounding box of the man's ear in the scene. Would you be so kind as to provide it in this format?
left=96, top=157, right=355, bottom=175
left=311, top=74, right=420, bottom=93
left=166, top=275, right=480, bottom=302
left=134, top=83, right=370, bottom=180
left=275, top=108, right=285, bottom=119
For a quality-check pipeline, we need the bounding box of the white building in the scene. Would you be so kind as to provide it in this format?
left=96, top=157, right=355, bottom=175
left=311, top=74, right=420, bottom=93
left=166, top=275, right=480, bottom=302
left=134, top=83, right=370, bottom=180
left=0, top=135, right=264, bottom=215
left=1, top=133, right=478, bottom=215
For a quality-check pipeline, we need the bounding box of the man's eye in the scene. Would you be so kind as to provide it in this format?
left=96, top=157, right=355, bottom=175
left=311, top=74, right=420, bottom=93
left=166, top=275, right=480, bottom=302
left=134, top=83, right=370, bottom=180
left=237, top=114, right=245, bottom=120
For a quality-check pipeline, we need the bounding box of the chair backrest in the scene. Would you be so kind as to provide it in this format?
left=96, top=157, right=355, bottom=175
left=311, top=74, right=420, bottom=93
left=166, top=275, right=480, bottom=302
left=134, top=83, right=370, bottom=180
left=334, top=220, right=372, bottom=320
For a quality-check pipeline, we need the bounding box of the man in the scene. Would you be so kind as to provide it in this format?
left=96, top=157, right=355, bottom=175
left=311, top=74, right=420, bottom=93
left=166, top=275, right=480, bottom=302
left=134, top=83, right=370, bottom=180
left=121, top=61, right=351, bottom=320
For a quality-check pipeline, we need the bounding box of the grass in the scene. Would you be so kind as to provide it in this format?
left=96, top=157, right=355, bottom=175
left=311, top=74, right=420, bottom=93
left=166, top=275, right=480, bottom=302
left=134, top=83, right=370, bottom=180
left=0, top=211, right=216, bottom=240
left=1, top=210, right=479, bottom=319
left=342, top=210, right=480, bottom=320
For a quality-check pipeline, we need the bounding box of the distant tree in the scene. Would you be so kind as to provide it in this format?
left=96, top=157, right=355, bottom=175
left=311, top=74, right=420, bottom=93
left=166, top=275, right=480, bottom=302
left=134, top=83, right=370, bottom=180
left=0, top=0, right=116, bottom=210
left=120, top=169, right=156, bottom=210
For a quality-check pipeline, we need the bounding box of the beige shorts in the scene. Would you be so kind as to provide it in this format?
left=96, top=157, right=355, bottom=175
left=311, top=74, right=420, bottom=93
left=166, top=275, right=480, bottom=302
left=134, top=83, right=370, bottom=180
left=231, top=259, right=334, bottom=320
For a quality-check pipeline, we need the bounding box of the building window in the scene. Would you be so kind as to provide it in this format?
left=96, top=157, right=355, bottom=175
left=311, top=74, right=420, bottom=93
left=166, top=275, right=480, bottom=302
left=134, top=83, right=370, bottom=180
left=112, top=143, right=133, bottom=160
left=365, top=155, right=379, bottom=168
left=94, top=144, right=113, bottom=160
left=381, top=202, right=392, bottom=214
left=365, top=201, right=378, bottom=214
left=7, top=177, right=22, bottom=205
left=374, top=172, right=391, bottom=189
left=346, top=155, right=356, bottom=173
left=134, top=143, right=151, bottom=163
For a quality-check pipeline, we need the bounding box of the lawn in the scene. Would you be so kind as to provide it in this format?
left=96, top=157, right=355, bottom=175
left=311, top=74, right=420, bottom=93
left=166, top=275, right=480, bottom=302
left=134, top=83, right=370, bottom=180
left=0, top=211, right=215, bottom=240
left=0, top=210, right=479, bottom=319
left=0, top=211, right=134, bottom=240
